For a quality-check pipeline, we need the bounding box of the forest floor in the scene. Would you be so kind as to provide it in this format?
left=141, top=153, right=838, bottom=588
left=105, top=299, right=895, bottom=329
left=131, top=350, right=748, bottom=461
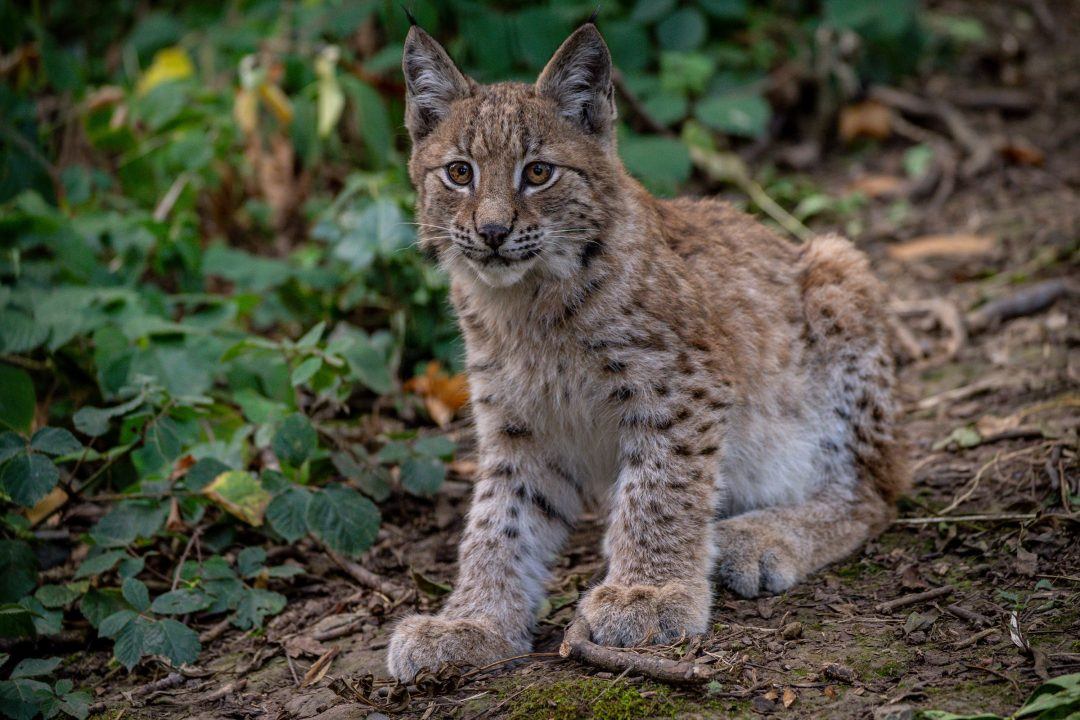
left=88, top=4, right=1078, bottom=719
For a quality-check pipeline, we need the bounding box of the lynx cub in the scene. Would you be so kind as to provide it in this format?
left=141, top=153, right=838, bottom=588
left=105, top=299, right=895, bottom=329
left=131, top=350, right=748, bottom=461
left=387, top=21, right=908, bottom=681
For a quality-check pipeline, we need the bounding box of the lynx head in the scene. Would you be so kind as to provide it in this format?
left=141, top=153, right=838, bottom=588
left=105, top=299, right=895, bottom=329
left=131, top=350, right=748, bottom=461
left=402, top=22, right=622, bottom=288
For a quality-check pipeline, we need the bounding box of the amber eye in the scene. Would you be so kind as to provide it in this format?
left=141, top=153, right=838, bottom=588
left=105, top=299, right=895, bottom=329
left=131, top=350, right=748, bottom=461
left=523, top=162, right=553, bottom=186
left=446, top=162, right=473, bottom=186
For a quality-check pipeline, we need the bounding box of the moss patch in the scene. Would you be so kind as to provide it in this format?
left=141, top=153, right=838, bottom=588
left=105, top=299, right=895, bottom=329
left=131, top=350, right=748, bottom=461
left=507, top=677, right=684, bottom=720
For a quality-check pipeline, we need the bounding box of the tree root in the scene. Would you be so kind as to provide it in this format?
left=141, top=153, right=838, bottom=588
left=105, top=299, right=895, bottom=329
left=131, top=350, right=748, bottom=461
left=558, top=617, right=715, bottom=686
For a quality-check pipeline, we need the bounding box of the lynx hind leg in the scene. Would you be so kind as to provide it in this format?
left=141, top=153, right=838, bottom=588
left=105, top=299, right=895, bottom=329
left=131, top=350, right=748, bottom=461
left=714, top=237, right=909, bottom=599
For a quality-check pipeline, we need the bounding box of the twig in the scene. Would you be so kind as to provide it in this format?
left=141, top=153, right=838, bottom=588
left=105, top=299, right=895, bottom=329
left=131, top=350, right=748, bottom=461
left=891, top=298, right=966, bottom=362
left=172, top=527, right=203, bottom=591
left=946, top=604, right=991, bottom=627
left=954, top=628, right=997, bottom=649
left=204, top=679, right=246, bottom=702
left=198, top=618, right=230, bottom=643
left=325, top=548, right=401, bottom=598
left=123, top=672, right=185, bottom=701
left=893, top=512, right=1043, bottom=525
left=940, top=445, right=1045, bottom=515
left=875, top=584, right=954, bottom=613
left=558, top=617, right=714, bottom=686
left=966, top=279, right=1076, bottom=333
left=285, top=653, right=301, bottom=687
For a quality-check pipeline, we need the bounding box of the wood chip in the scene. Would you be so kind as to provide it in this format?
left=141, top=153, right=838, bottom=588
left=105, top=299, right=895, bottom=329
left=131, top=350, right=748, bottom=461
left=301, top=647, right=339, bottom=687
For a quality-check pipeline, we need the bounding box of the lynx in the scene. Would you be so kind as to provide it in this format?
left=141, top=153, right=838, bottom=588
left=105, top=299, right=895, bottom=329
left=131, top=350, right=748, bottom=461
left=387, top=20, right=908, bottom=681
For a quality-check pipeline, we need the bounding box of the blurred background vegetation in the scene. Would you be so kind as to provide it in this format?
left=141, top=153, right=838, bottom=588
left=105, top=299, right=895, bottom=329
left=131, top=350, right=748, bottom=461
left=0, top=1, right=991, bottom=714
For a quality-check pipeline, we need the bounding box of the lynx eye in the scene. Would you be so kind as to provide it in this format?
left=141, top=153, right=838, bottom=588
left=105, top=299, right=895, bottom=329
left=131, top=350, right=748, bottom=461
left=446, top=162, right=473, bottom=186
left=523, top=162, right=553, bottom=186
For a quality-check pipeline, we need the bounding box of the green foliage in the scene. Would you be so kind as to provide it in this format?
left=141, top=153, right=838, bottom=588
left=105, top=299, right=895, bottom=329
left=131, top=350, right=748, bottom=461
left=920, top=672, right=1080, bottom=719
left=0, top=0, right=946, bottom=701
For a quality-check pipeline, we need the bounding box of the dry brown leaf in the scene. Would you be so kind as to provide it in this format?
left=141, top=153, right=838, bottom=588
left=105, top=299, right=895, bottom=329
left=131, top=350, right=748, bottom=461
left=1000, top=137, right=1044, bottom=166
left=886, top=233, right=996, bottom=262
left=763, top=688, right=779, bottom=702
left=405, top=361, right=470, bottom=428
left=839, top=100, right=893, bottom=142
left=782, top=687, right=798, bottom=708
left=284, top=635, right=330, bottom=659
left=165, top=497, right=186, bottom=532
left=848, top=173, right=906, bottom=198
left=168, top=455, right=196, bottom=482
left=975, top=412, right=1022, bottom=437
left=823, top=685, right=839, bottom=699
left=301, top=647, right=339, bottom=687
left=26, top=486, right=68, bottom=527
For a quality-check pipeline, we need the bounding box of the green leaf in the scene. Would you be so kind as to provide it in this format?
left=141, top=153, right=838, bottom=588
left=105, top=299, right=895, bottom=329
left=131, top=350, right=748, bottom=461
left=271, top=414, right=317, bottom=467
left=400, top=456, right=445, bottom=496
left=150, top=589, right=211, bottom=615
left=0, top=677, right=51, bottom=720
left=410, top=568, right=451, bottom=597
left=79, top=588, right=130, bottom=629
left=266, top=487, right=312, bottom=543
left=618, top=132, right=691, bottom=196
left=0, top=364, right=35, bottom=433
left=413, top=436, right=456, bottom=460
left=0, top=432, right=24, bottom=465
left=332, top=198, right=412, bottom=271
left=90, top=501, right=167, bottom=548
left=98, top=609, right=137, bottom=638
left=9, top=657, right=61, bottom=679
left=201, top=470, right=272, bottom=526
left=29, top=428, right=83, bottom=457
left=290, top=357, right=322, bottom=387
left=121, top=578, right=150, bottom=612
left=631, top=0, right=676, bottom=24
left=111, top=614, right=155, bottom=670
left=340, top=339, right=394, bottom=395
left=0, top=453, right=59, bottom=507
left=60, top=689, right=91, bottom=720
left=695, top=92, right=771, bottom=138
left=0, top=540, right=37, bottom=602
left=0, top=604, right=36, bottom=638
left=331, top=452, right=390, bottom=503
left=700, top=0, right=748, bottom=19
left=306, top=484, right=380, bottom=558
left=375, top=440, right=410, bottom=465
left=230, top=588, right=286, bottom=630
left=72, top=394, right=145, bottom=437
left=1016, top=672, right=1080, bottom=717
left=74, top=550, right=126, bottom=580
left=20, top=595, right=62, bottom=636
left=296, top=322, right=326, bottom=349
left=656, top=7, right=707, bottom=51
left=34, top=583, right=85, bottom=609
left=236, top=547, right=266, bottom=578
left=182, top=457, right=231, bottom=491
left=149, top=618, right=200, bottom=667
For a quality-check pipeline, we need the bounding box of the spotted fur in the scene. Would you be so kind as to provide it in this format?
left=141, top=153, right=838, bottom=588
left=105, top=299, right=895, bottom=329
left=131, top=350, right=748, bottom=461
left=387, top=23, right=909, bottom=682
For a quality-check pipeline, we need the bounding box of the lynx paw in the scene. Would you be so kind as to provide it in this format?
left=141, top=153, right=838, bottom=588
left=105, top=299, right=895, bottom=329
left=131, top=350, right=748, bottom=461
left=713, top=522, right=802, bottom=598
left=386, top=615, right=524, bottom=682
left=577, top=582, right=710, bottom=647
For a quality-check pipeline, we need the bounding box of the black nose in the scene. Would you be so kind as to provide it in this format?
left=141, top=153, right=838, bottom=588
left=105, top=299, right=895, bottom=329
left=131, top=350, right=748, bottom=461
left=478, top=224, right=511, bottom=250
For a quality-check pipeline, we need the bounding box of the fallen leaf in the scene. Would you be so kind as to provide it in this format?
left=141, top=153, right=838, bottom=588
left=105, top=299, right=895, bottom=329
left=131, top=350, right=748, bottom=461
left=848, top=174, right=906, bottom=198
left=165, top=497, right=186, bottom=532
left=839, top=100, right=893, bottom=142
left=975, top=412, right=1022, bottom=436
left=782, top=687, right=797, bottom=708
left=301, top=647, right=339, bottom=687
left=405, top=362, right=470, bottom=428
left=411, top=568, right=452, bottom=597
left=822, top=663, right=857, bottom=684
left=1014, top=548, right=1038, bottom=577
left=763, top=688, right=779, bottom=702
left=823, top=685, right=839, bottom=699
left=1000, top=137, right=1044, bottom=166
left=932, top=425, right=983, bottom=451
left=900, top=563, right=929, bottom=590
left=284, top=635, right=330, bottom=658
left=887, top=233, right=996, bottom=262
left=26, top=486, right=68, bottom=526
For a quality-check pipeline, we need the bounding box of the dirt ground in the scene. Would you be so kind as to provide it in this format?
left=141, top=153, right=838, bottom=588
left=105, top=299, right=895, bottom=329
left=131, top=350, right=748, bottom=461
left=87, top=3, right=1078, bottom=719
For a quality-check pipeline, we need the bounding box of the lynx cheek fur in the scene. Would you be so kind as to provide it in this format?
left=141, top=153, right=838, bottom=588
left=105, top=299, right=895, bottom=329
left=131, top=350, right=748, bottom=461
left=387, top=21, right=909, bottom=681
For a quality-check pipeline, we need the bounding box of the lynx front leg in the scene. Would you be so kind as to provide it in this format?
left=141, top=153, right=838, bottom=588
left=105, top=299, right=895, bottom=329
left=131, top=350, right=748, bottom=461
left=387, top=419, right=580, bottom=681
left=579, top=404, right=721, bottom=647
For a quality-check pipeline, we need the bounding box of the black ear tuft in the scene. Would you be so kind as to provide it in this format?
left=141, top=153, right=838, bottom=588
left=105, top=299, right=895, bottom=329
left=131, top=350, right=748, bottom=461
left=585, top=6, right=600, bottom=26
left=402, top=5, right=418, bottom=27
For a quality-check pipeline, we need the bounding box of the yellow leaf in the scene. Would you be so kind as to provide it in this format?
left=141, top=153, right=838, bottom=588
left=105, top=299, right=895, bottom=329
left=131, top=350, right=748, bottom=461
left=258, top=83, right=293, bottom=125
left=404, top=361, right=470, bottom=428
left=234, top=87, right=258, bottom=134
left=136, top=46, right=194, bottom=96
left=316, top=46, right=344, bottom=138
left=26, top=486, right=68, bottom=527
left=201, top=470, right=271, bottom=526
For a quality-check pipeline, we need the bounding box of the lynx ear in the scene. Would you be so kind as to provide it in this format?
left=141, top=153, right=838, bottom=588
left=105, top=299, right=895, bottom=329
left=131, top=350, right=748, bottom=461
left=536, top=23, right=616, bottom=138
left=402, top=26, right=472, bottom=141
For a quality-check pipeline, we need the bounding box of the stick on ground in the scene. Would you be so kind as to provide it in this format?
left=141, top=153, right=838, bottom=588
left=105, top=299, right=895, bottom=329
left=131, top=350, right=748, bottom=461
left=558, top=617, right=714, bottom=686
left=876, top=584, right=954, bottom=613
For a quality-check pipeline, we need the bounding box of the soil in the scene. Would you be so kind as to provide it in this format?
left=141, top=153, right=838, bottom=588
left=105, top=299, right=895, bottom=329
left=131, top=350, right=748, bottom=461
left=84, top=2, right=1078, bottom=718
